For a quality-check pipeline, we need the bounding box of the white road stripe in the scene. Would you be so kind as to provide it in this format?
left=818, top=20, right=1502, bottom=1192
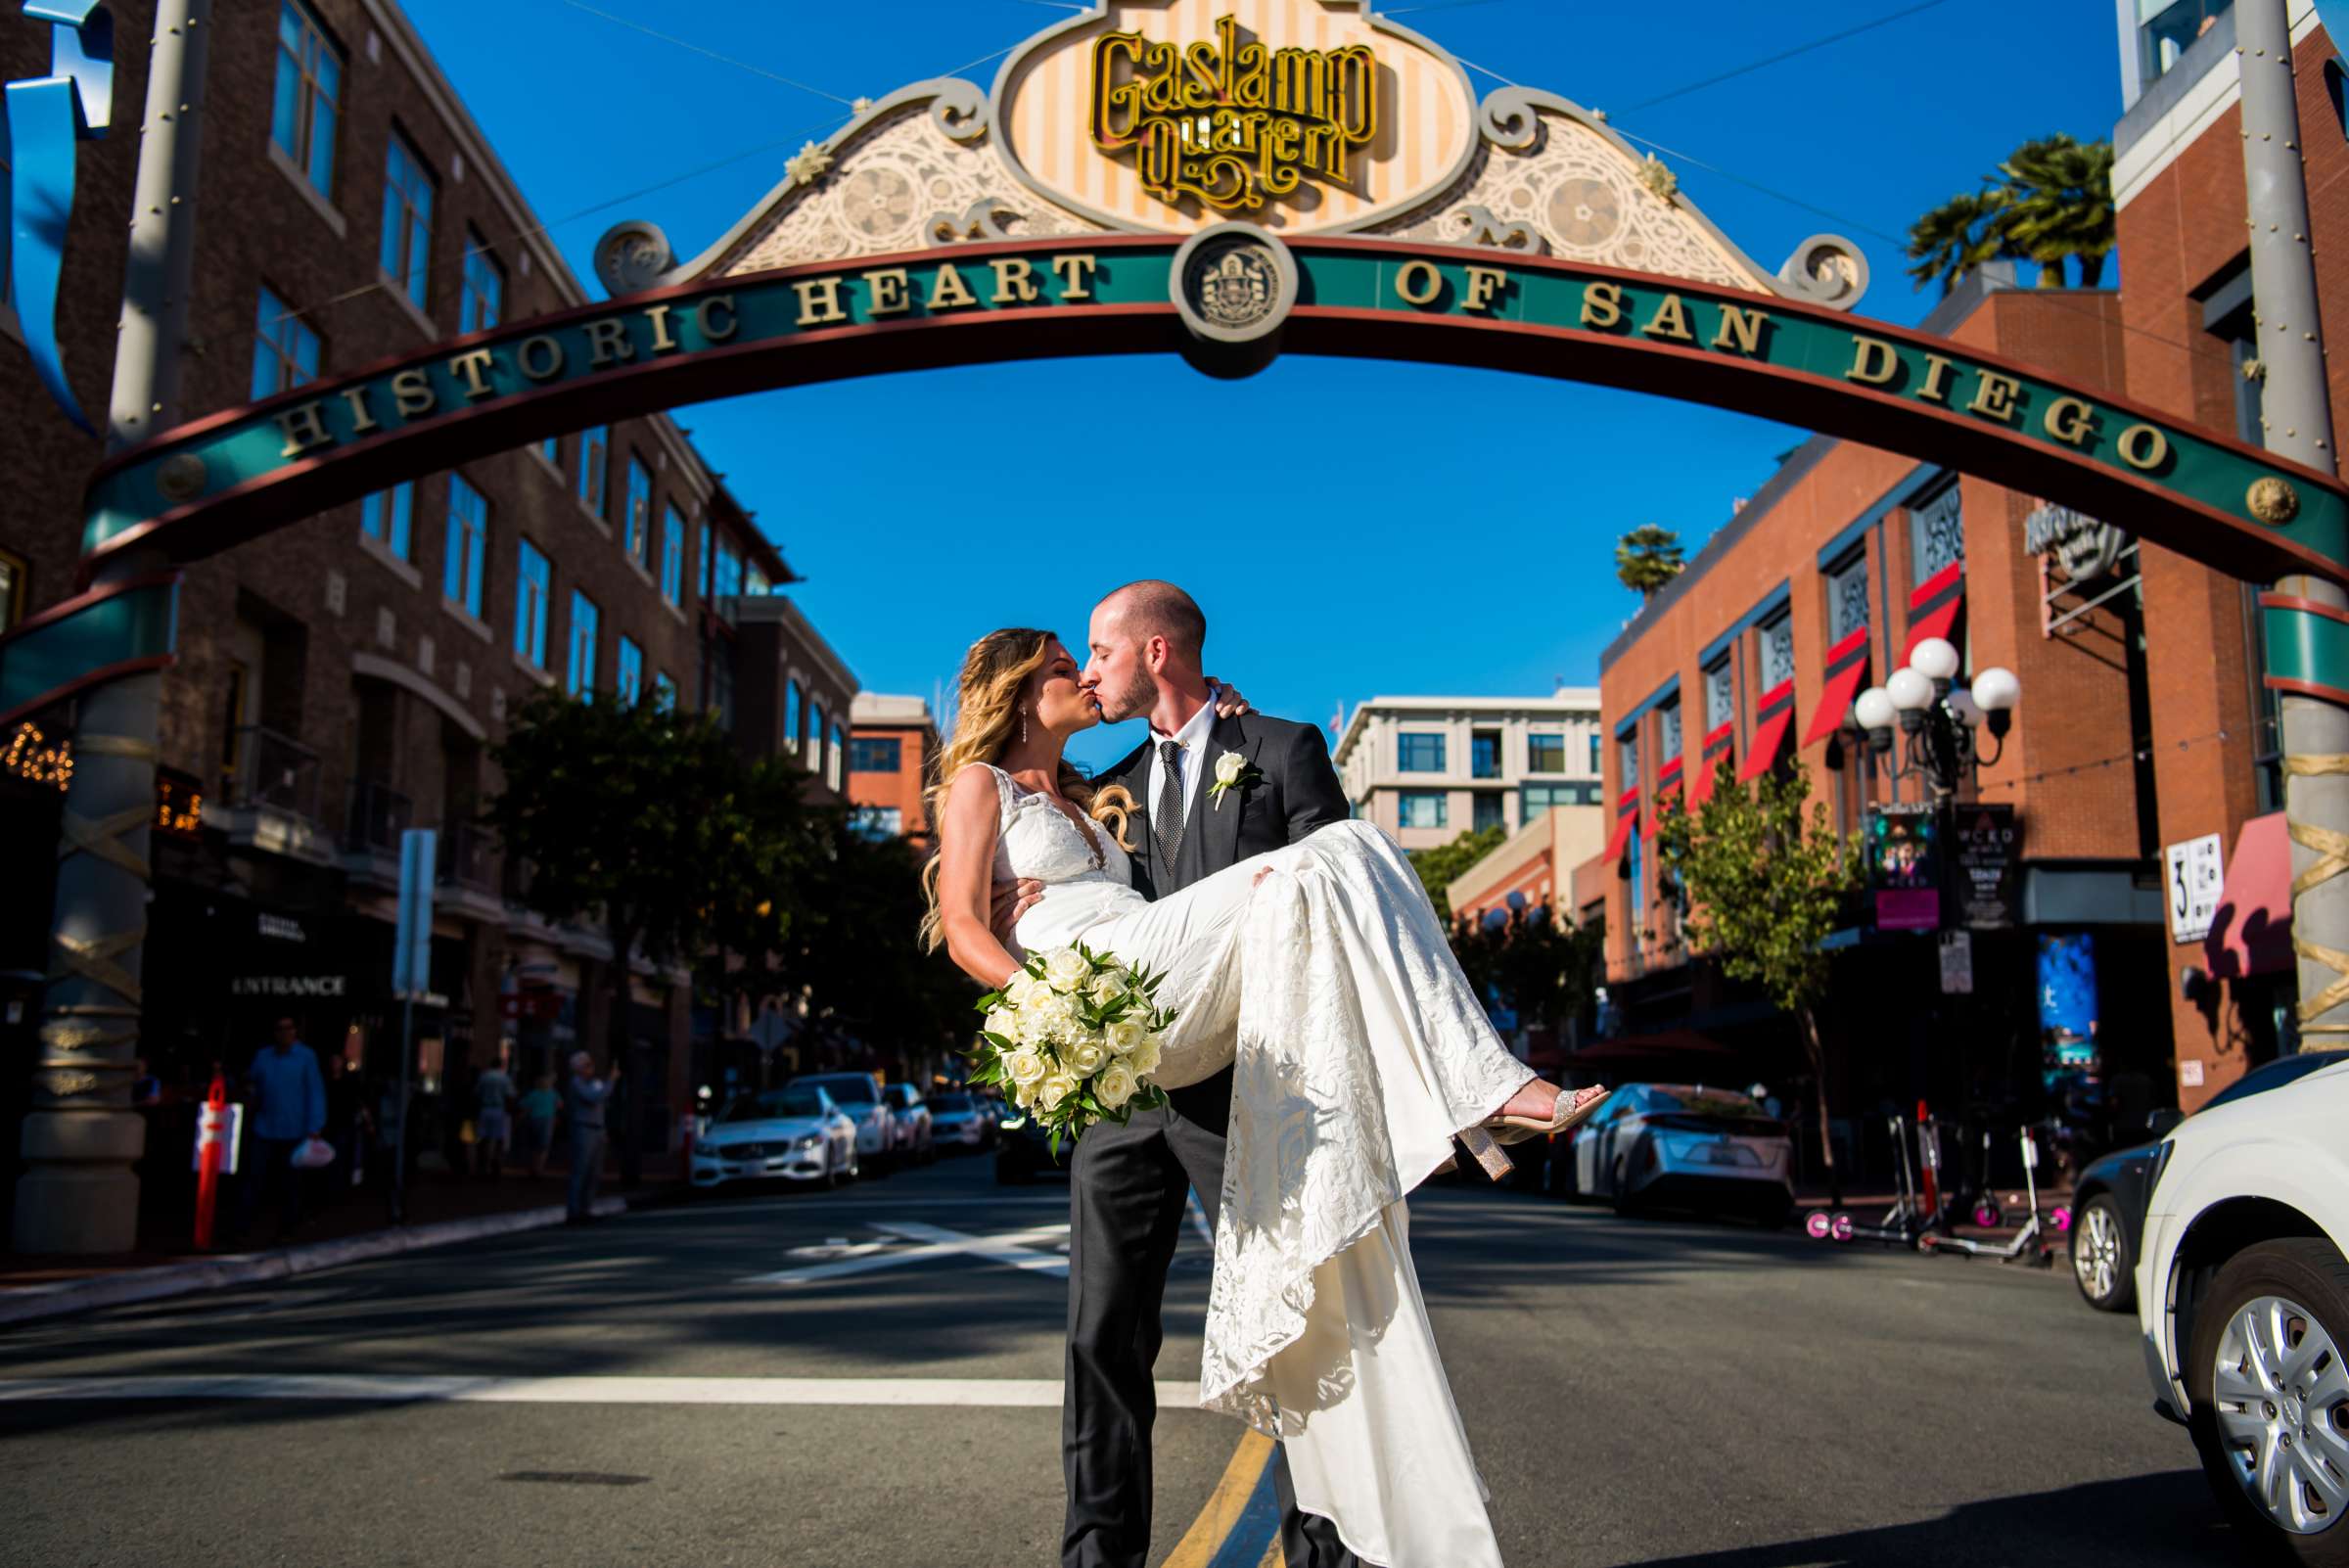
left=0, top=1374, right=1200, bottom=1407
left=738, top=1221, right=1070, bottom=1286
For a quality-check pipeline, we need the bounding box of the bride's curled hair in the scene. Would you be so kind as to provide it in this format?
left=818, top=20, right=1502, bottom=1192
left=918, top=627, right=1137, bottom=952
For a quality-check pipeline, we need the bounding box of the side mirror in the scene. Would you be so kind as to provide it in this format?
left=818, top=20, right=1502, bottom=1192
left=2145, top=1109, right=2184, bottom=1138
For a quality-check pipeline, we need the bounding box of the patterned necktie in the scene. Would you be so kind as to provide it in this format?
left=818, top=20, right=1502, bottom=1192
left=1156, top=739, right=1185, bottom=873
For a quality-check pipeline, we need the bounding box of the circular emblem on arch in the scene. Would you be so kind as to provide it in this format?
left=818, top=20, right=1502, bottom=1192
left=1171, top=223, right=1297, bottom=346
left=2247, top=475, right=2302, bottom=527
left=155, top=452, right=207, bottom=502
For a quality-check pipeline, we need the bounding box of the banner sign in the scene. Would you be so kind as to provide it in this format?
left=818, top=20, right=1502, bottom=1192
left=1953, top=805, right=2021, bottom=930
left=1867, top=803, right=1942, bottom=933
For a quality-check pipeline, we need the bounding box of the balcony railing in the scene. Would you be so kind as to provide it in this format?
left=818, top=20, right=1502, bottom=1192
left=226, top=725, right=321, bottom=819
left=439, top=820, right=495, bottom=894
left=344, top=779, right=414, bottom=854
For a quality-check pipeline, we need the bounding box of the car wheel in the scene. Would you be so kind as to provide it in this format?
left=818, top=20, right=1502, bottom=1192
left=1610, top=1159, right=1643, bottom=1218
left=2070, top=1193, right=2136, bottom=1313
left=2184, top=1237, right=2349, bottom=1563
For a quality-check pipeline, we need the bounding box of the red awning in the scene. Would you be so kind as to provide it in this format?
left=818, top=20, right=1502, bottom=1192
left=1740, top=681, right=1796, bottom=782
left=1689, top=719, right=1735, bottom=806
left=1802, top=626, right=1871, bottom=749
left=1603, top=788, right=1640, bottom=861
left=2203, top=811, right=2294, bottom=980
left=1657, top=757, right=1683, bottom=802
left=1906, top=562, right=1964, bottom=661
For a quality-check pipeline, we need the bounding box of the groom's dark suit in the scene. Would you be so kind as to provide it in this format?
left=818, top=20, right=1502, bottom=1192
left=1062, top=708, right=1362, bottom=1568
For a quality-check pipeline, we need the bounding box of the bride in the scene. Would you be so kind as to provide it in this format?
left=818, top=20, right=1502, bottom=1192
left=924, top=627, right=1607, bottom=1568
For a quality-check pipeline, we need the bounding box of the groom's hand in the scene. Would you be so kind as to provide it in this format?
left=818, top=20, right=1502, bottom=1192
left=990, top=876, right=1045, bottom=949
left=1206, top=677, right=1253, bottom=717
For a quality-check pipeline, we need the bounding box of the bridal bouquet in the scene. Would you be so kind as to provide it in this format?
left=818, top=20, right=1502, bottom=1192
left=967, top=945, right=1174, bottom=1155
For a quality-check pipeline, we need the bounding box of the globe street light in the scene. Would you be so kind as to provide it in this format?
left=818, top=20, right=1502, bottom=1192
left=1843, top=638, right=2018, bottom=802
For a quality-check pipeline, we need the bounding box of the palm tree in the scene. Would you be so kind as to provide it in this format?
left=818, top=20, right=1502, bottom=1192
left=2000, top=134, right=2116, bottom=288
left=1616, top=525, right=1685, bottom=598
left=1905, top=190, right=2011, bottom=296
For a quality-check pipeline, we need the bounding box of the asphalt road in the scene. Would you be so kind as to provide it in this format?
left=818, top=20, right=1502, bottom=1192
left=0, top=1152, right=2252, bottom=1567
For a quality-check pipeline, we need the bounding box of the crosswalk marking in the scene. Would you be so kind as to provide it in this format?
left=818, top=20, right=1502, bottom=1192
left=0, top=1374, right=1201, bottom=1407
left=738, top=1220, right=1071, bottom=1286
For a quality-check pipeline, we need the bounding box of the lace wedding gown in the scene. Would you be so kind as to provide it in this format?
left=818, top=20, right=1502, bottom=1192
left=982, top=764, right=1530, bottom=1568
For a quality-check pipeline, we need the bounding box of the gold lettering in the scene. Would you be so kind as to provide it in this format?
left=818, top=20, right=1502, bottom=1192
left=695, top=295, right=739, bottom=342
left=338, top=385, right=380, bottom=434
left=1581, top=282, right=1624, bottom=329
left=516, top=335, right=565, bottom=380
left=1051, top=254, right=1099, bottom=300
left=1395, top=259, right=1443, bottom=307
left=1711, top=305, right=1767, bottom=355
left=990, top=257, right=1041, bottom=305
left=1967, top=370, right=2020, bottom=423
left=1916, top=353, right=1957, bottom=404
left=1463, top=266, right=1507, bottom=313
left=1640, top=293, right=1694, bottom=343
left=1845, top=335, right=1899, bottom=387
left=392, top=368, right=437, bottom=417
left=927, top=263, right=980, bottom=310
left=447, top=348, right=496, bottom=400
left=862, top=267, right=911, bottom=316
left=2044, top=395, right=2097, bottom=447
left=275, top=400, right=333, bottom=458
left=2118, top=423, right=2170, bottom=470
left=645, top=302, right=679, bottom=352
left=792, top=275, right=849, bottom=327
left=583, top=316, right=636, bottom=368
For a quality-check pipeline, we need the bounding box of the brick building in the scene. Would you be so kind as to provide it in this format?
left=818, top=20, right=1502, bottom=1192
left=0, top=0, right=839, bottom=1215
left=847, top=693, right=943, bottom=846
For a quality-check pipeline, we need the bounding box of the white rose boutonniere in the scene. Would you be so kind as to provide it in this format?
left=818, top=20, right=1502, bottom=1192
left=1208, top=750, right=1264, bottom=811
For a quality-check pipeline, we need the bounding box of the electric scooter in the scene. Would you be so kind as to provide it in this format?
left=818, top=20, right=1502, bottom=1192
left=1804, top=1114, right=1935, bottom=1247
left=1917, top=1127, right=2055, bottom=1266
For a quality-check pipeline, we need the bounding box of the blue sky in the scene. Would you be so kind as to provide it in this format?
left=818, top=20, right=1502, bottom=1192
left=403, top=0, right=2123, bottom=771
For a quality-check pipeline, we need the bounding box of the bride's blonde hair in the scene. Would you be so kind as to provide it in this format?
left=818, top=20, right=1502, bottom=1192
left=918, top=627, right=1137, bottom=953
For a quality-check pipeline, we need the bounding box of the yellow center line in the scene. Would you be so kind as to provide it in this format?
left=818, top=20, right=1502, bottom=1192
left=1161, top=1428, right=1274, bottom=1568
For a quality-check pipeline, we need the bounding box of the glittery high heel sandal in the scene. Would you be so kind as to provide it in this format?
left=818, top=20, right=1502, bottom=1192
left=1446, top=1088, right=1611, bottom=1181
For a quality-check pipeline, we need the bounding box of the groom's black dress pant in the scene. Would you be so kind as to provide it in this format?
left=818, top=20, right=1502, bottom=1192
left=1063, top=1074, right=1365, bottom=1568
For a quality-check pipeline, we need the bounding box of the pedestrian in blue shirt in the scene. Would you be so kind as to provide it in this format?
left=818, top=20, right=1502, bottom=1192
left=239, top=1017, right=327, bottom=1241
left=563, top=1049, right=619, bottom=1223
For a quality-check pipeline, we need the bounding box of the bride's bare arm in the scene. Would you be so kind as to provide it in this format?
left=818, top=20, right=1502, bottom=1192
left=938, top=767, right=1026, bottom=991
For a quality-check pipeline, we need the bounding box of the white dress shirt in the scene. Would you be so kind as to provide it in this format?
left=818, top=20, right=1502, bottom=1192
left=1145, top=692, right=1220, bottom=839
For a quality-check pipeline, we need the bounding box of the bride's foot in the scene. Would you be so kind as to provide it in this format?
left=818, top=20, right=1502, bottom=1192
left=1485, top=1082, right=1610, bottom=1144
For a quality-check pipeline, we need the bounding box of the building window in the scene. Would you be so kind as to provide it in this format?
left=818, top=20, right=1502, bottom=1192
left=1911, top=479, right=1964, bottom=583
left=272, top=1, right=341, bottom=199
left=699, top=523, right=714, bottom=597
left=1618, top=733, right=1638, bottom=792
left=1827, top=553, right=1870, bottom=643
left=380, top=129, right=436, bottom=312
left=713, top=541, right=744, bottom=601
left=1527, top=732, right=1566, bottom=774
left=252, top=286, right=320, bottom=397
left=0, top=548, right=25, bottom=633
left=1472, top=793, right=1503, bottom=833
left=653, top=671, right=676, bottom=712
left=661, top=505, right=685, bottom=607
left=1398, top=791, right=1448, bottom=829
left=850, top=806, right=901, bottom=841
left=829, top=723, right=846, bottom=789
left=577, top=426, right=608, bottom=517
left=514, top=538, right=550, bottom=668
left=1398, top=732, right=1446, bottom=772
left=624, top=456, right=652, bottom=566
left=567, top=592, right=598, bottom=695
left=443, top=476, right=487, bottom=619
left=1758, top=610, right=1795, bottom=691
left=459, top=230, right=502, bottom=334
left=540, top=434, right=562, bottom=473
left=617, top=636, right=643, bottom=704
left=1589, top=733, right=1602, bottom=773
left=359, top=483, right=413, bottom=560
left=1470, top=729, right=1501, bottom=779
left=710, top=645, right=735, bottom=730
left=1704, top=658, right=1735, bottom=731
left=746, top=564, right=769, bottom=598
left=851, top=736, right=902, bottom=772
left=1522, top=782, right=1596, bottom=824
left=809, top=700, right=825, bottom=770
left=2140, top=0, right=2232, bottom=87
left=1657, top=698, right=1681, bottom=764
left=786, top=681, right=803, bottom=752
left=1628, top=825, right=1646, bottom=923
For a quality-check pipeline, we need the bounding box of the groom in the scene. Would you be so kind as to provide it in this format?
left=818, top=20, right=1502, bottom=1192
left=1054, top=579, right=1362, bottom=1568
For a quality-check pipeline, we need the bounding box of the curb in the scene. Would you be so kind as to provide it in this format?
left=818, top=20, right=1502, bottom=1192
left=0, top=1193, right=632, bottom=1328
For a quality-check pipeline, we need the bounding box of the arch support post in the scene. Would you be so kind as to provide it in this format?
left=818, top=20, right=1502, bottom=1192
left=2240, top=0, right=2349, bottom=1048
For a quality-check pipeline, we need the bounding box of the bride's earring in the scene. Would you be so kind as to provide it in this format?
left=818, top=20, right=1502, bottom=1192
left=1019, top=707, right=1030, bottom=745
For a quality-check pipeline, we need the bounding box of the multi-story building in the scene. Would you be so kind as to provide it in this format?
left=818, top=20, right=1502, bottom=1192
left=1332, top=690, right=1604, bottom=852
left=848, top=694, right=943, bottom=845
left=0, top=0, right=831, bottom=1228
left=725, top=582, right=859, bottom=793
left=1445, top=806, right=1609, bottom=931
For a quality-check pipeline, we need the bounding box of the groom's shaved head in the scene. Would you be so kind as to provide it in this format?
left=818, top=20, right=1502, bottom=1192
left=1100, top=579, right=1206, bottom=663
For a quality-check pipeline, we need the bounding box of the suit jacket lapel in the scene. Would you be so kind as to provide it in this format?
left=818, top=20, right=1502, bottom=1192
left=1177, top=713, right=1259, bottom=885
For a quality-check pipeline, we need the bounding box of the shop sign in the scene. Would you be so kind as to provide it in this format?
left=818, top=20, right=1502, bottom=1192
left=1953, top=805, right=2021, bottom=930
left=257, top=912, right=307, bottom=943
left=1867, top=803, right=1941, bottom=932
left=230, top=973, right=346, bottom=998
left=2023, top=502, right=2131, bottom=582
left=2165, top=832, right=2224, bottom=945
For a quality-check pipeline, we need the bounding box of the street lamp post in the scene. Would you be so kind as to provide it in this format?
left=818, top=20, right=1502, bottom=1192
left=1845, top=638, right=2020, bottom=805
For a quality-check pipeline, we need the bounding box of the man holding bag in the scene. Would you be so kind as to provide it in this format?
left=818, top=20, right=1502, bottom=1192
left=241, top=1016, right=328, bottom=1241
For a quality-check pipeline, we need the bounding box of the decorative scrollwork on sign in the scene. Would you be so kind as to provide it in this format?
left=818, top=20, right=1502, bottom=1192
left=593, top=221, right=674, bottom=298
left=1476, top=86, right=1558, bottom=152
left=928, top=198, right=1023, bottom=245
left=930, top=77, right=988, bottom=143
left=1775, top=234, right=1870, bottom=313
left=1457, top=205, right=1540, bottom=252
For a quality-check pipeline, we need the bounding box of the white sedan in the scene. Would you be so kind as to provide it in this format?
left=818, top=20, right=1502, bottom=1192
left=1560, top=1083, right=1795, bottom=1224
left=2136, top=1054, right=2349, bottom=1561
left=690, top=1085, right=858, bottom=1189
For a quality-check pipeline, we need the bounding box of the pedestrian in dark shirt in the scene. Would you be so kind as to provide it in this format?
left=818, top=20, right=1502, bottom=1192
left=240, top=1017, right=326, bottom=1240
left=563, top=1050, right=619, bottom=1222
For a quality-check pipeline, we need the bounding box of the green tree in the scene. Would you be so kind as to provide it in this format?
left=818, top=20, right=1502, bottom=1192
left=1906, top=133, right=2114, bottom=294
left=1614, top=525, right=1685, bottom=598
left=1407, top=822, right=1508, bottom=925
left=1650, top=768, right=1862, bottom=1200
left=1905, top=189, right=2013, bottom=296
left=1451, top=903, right=1608, bottom=1042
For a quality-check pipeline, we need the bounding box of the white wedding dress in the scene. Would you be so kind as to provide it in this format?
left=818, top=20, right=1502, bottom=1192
left=981, top=763, right=1530, bottom=1568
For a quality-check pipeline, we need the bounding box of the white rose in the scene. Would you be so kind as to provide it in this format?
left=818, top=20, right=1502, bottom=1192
left=984, top=1007, right=1018, bottom=1040
left=1038, top=1072, right=1079, bottom=1112
left=1215, top=750, right=1248, bottom=787
left=1096, top=1061, right=1137, bottom=1110
left=1003, top=1048, right=1047, bottom=1087
left=1013, top=1078, right=1038, bottom=1109
left=1088, top=973, right=1124, bottom=1007
left=1042, top=948, right=1091, bottom=994
left=1065, top=1038, right=1107, bottom=1076
left=1105, top=1019, right=1145, bottom=1056
left=1005, top=971, right=1045, bottom=1009
left=1129, top=1036, right=1163, bottom=1078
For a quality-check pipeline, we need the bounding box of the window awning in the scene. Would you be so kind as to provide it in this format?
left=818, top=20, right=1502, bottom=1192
left=1657, top=756, right=1683, bottom=802
left=1802, top=626, right=1871, bottom=749
left=1603, top=786, right=1640, bottom=861
left=1906, top=561, right=1964, bottom=661
left=1739, top=679, right=1795, bottom=782
left=2203, top=810, right=2294, bottom=980
left=1689, top=719, right=1734, bottom=806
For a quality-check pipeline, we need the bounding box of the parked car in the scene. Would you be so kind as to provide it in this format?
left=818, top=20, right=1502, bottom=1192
left=929, top=1091, right=994, bottom=1153
left=883, top=1083, right=935, bottom=1164
left=788, top=1073, right=895, bottom=1171
left=2134, top=1053, right=2349, bottom=1563
left=994, top=1111, right=1071, bottom=1184
left=690, top=1084, right=857, bottom=1190
left=2072, top=1050, right=2348, bottom=1313
left=1557, top=1083, right=1793, bottom=1224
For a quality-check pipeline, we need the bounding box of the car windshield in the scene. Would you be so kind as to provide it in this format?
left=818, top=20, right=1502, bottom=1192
left=719, top=1089, right=824, bottom=1124
left=2201, top=1049, right=2349, bottom=1112
left=933, top=1094, right=973, bottom=1113
left=1641, top=1087, right=1765, bottom=1119
left=802, top=1077, right=876, bottom=1105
